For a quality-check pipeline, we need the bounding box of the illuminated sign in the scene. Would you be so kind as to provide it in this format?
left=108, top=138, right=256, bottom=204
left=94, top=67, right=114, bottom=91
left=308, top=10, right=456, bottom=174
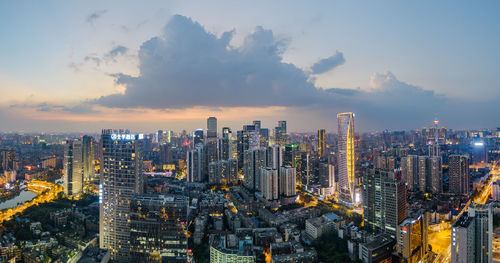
left=474, top=142, right=484, bottom=147
left=110, top=133, right=144, bottom=140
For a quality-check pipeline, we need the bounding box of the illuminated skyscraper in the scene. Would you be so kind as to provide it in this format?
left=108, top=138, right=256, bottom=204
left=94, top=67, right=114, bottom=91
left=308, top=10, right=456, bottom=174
left=64, top=139, right=83, bottom=196
left=82, top=135, right=95, bottom=187
left=337, top=112, right=355, bottom=204
left=99, top=130, right=144, bottom=262
left=317, top=129, right=326, bottom=158
left=207, top=117, right=217, bottom=139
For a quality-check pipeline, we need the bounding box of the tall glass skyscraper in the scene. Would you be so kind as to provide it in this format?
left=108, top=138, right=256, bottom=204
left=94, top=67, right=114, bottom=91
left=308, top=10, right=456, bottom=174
left=337, top=112, right=355, bottom=204
left=207, top=117, right=217, bottom=139
left=99, top=130, right=144, bottom=262
left=317, top=129, right=326, bottom=158
left=64, top=139, right=83, bottom=196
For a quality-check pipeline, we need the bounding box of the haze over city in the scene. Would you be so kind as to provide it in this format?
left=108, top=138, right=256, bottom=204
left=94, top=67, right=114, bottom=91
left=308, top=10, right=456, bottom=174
left=1, top=1, right=499, bottom=133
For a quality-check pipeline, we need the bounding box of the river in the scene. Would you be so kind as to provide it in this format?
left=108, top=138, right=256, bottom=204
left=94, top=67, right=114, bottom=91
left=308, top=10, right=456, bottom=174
left=0, top=190, right=37, bottom=211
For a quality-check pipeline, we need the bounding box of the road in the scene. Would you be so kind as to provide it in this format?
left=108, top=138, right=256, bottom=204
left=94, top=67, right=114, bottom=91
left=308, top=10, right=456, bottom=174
left=430, top=161, right=500, bottom=263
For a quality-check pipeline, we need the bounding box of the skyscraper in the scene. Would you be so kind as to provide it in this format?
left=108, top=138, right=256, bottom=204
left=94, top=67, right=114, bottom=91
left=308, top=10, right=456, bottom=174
left=222, top=127, right=232, bottom=139
left=243, top=148, right=267, bottom=190
left=337, top=112, right=355, bottom=204
left=260, top=167, right=278, bottom=200
left=449, top=155, right=470, bottom=195
left=187, top=145, right=203, bottom=182
left=82, top=135, right=95, bottom=188
left=99, top=130, right=144, bottom=262
left=401, top=155, right=419, bottom=191
left=451, top=203, right=492, bottom=263
left=194, top=129, right=204, bottom=146
left=396, top=213, right=429, bottom=262
left=64, top=139, right=83, bottom=196
left=129, top=194, right=188, bottom=262
left=317, top=129, right=326, bottom=158
left=362, top=169, right=407, bottom=238
left=207, top=117, right=217, bottom=139
left=279, top=166, right=296, bottom=197
left=274, top=121, right=287, bottom=145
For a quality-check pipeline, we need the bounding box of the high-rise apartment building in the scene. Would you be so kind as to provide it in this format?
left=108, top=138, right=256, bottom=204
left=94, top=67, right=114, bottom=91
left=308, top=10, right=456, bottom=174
left=279, top=166, right=296, bottom=197
left=317, top=129, right=326, bottom=158
left=451, top=203, right=492, bottom=263
left=363, top=169, right=407, bottom=238
left=129, top=194, right=188, bottom=262
left=337, top=112, right=355, bottom=204
left=99, top=130, right=144, bottom=262
left=207, top=117, right=217, bottom=139
left=260, top=167, right=278, bottom=200
left=449, top=155, right=470, bottom=195
left=64, top=139, right=83, bottom=196
left=401, top=155, right=419, bottom=191
left=243, top=148, right=267, bottom=190
left=187, top=145, right=203, bottom=182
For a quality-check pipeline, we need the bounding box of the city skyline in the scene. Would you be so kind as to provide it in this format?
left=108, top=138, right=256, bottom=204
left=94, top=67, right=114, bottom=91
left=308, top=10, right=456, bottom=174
left=1, top=1, right=499, bottom=132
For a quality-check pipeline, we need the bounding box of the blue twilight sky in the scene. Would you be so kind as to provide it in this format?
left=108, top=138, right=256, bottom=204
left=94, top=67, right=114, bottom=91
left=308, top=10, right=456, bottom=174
left=0, top=1, right=499, bottom=133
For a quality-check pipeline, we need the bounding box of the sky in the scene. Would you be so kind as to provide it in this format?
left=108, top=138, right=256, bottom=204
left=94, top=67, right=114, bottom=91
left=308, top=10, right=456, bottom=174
left=0, top=1, right=499, bottom=134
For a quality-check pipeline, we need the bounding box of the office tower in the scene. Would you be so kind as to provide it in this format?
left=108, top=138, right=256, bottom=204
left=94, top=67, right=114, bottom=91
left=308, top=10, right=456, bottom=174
left=401, top=155, right=419, bottom=191
left=243, top=148, right=267, bottom=190
left=359, top=234, right=396, bottom=263
left=451, top=203, right=492, bottom=263
left=259, top=128, right=270, bottom=148
left=471, top=141, right=488, bottom=165
left=337, top=112, right=355, bottom=204
left=130, top=194, right=188, bottom=262
left=64, top=139, right=83, bottom=196
left=396, top=213, right=428, bottom=263
left=194, top=129, right=204, bottom=146
left=206, top=140, right=218, bottom=166
left=283, top=144, right=298, bottom=167
left=266, top=145, right=283, bottom=170
left=318, top=163, right=335, bottom=193
left=493, top=181, right=500, bottom=201
left=157, top=130, right=164, bottom=143
left=317, top=129, right=326, bottom=158
left=222, top=127, right=232, bottom=139
left=362, top=169, right=407, bottom=238
left=260, top=168, right=278, bottom=200
left=207, top=117, right=217, bottom=139
left=187, top=145, right=203, bottom=182
left=237, top=125, right=259, bottom=169
left=274, top=121, right=287, bottom=145
left=99, top=130, right=144, bottom=262
left=82, top=135, right=95, bottom=186
left=253, top=120, right=261, bottom=130
left=219, top=137, right=230, bottom=160
left=449, top=155, right=470, bottom=195
left=166, top=130, right=173, bottom=143
left=279, top=166, right=296, bottom=197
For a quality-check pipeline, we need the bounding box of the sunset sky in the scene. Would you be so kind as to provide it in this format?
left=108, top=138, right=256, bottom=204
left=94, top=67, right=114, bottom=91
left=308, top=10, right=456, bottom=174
left=1, top=1, right=499, bottom=133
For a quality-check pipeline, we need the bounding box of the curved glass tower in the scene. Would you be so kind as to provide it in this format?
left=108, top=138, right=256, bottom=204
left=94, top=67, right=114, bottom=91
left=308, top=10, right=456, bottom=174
left=337, top=112, right=355, bottom=204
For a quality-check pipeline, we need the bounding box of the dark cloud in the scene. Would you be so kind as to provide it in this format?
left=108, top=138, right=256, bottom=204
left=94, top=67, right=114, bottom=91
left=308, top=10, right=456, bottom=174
left=96, top=15, right=322, bottom=109
left=10, top=102, right=96, bottom=114
left=106, top=45, right=128, bottom=59
left=311, top=50, right=345, bottom=74
left=86, top=10, right=107, bottom=25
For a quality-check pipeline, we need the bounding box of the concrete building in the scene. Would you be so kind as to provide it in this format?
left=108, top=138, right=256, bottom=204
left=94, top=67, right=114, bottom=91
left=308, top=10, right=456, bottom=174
left=99, top=130, right=144, bottom=262
left=129, top=194, right=188, bottom=262
left=210, top=234, right=255, bottom=263
left=449, top=155, right=470, bottom=195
